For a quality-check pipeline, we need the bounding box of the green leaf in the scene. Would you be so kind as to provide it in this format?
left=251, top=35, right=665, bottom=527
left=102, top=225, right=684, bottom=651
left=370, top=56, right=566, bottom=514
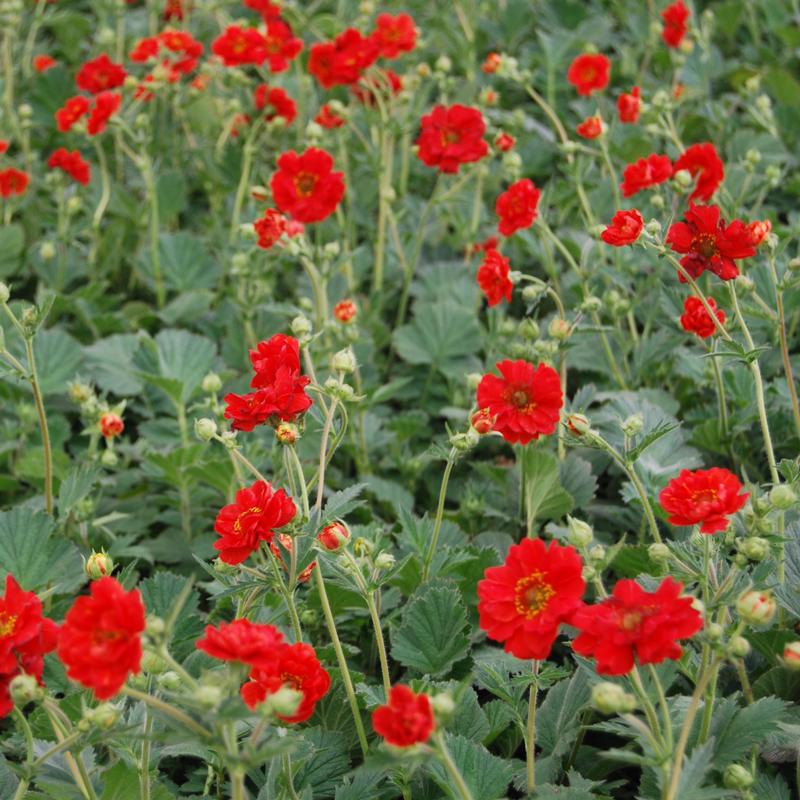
left=100, top=762, right=140, bottom=800
left=536, top=670, right=591, bottom=758
left=520, top=448, right=574, bottom=526
left=559, top=454, right=597, bottom=510
left=32, top=329, right=83, bottom=396
left=752, top=773, right=793, bottom=800
left=626, top=421, right=679, bottom=464
left=390, top=581, right=470, bottom=677
left=294, top=728, right=352, bottom=797
left=0, top=755, right=19, bottom=798
left=58, top=464, right=100, bottom=519
left=156, top=170, right=188, bottom=223
left=84, top=334, right=143, bottom=396
left=711, top=696, right=788, bottom=767
left=0, top=223, right=25, bottom=277
left=148, top=232, right=220, bottom=293
left=138, top=572, right=204, bottom=660
left=428, top=733, right=514, bottom=800
left=0, top=507, right=84, bottom=593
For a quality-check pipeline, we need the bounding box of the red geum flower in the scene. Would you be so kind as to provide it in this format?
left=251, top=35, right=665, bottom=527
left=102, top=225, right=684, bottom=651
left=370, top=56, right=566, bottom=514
left=87, top=91, right=122, bottom=136
left=482, top=52, right=501, bottom=74
left=747, top=219, right=771, bottom=246
left=477, top=248, right=513, bottom=306
left=567, top=53, right=610, bottom=96
left=244, top=0, right=282, bottom=19
left=0, top=168, right=29, bottom=198
left=372, top=685, right=435, bottom=747
left=241, top=642, right=330, bottom=722
left=494, top=131, right=515, bottom=151
left=672, top=142, right=724, bottom=202
left=262, top=18, right=303, bottom=73
left=659, top=467, right=749, bottom=533
left=478, top=538, right=585, bottom=660
left=666, top=204, right=756, bottom=281
left=196, top=619, right=284, bottom=666
left=33, top=54, right=56, bottom=72
left=471, top=408, right=495, bottom=435
left=601, top=209, right=644, bottom=246
left=576, top=116, right=603, bottom=139
left=416, top=104, right=488, bottom=174
left=254, top=208, right=288, bottom=249
left=57, top=577, right=145, bottom=699
left=0, top=575, right=58, bottom=717
left=0, top=140, right=7, bottom=154
left=254, top=85, right=297, bottom=125
left=213, top=479, right=296, bottom=565
left=76, top=53, right=127, bottom=94
left=621, top=153, right=672, bottom=197
left=617, top=86, right=641, bottom=123
left=495, top=178, right=541, bottom=236
left=662, top=0, right=690, bottom=48
left=476, top=360, right=563, bottom=445
left=572, top=577, right=702, bottom=675
left=333, top=299, right=357, bottom=323
left=55, top=95, right=91, bottom=132
left=270, top=147, right=345, bottom=223
left=680, top=296, right=726, bottom=339
left=47, top=148, right=91, bottom=185
left=371, top=12, right=417, bottom=59
left=99, top=412, right=123, bottom=438
left=318, top=521, right=350, bottom=551
left=212, top=25, right=268, bottom=67
left=315, top=104, right=345, bottom=129
left=308, top=28, right=378, bottom=89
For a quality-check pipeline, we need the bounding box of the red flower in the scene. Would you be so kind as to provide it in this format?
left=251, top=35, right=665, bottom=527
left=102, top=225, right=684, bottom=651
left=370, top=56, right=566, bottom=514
left=315, top=104, right=344, bottom=129
left=495, top=178, right=541, bottom=237
left=87, top=91, right=121, bottom=135
left=576, top=116, right=603, bottom=139
left=478, top=538, right=585, bottom=660
left=416, top=104, right=488, bottom=174
left=601, top=209, right=644, bottom=246
left=471, top=408, right=495, bottom=435
left=163, top=0, right=186, bottom=20
left=679, top=296, right=726, bottom=339
left=371, top=12, right=417, bottom=59
left=617, top=86, right=641, bottom=123
left=47, top=148, right=91, bottom=185
left=666, top=204, right=756, bottom=281
left=308, top=29, right=378, bottom=89
left=196, top=619, right=284, bottom=667
left=254, top=208, right=288, bottom=249
left=0, top=141, right=7, bottom=155
left=57, top=577, right=145, bottom=699
left=270, top=147, right=345, bottom=223
left=76, top=53, right=127, bottom=94
left=567, top=53, right=610, bottom=96
left=33, top=55, right=56, bottom=72
left=333, top=300, right=357, bottom=323
left=672, top=142, right=724, bottom=202
left=212, top=25, right=268, bottom=67
left=262, top=18, right=303, bottom=73
left=494, top=132, right=515, bottom=151
left=0, top=575, right=58, bottom=718
left=55, top=96, right=91, bottom=132
left=0, top=168, right=29, bottom=198
left=477, top=248, right=513, bottom=306
left=572, top=577, right=702, bottom=675
left=659, top=467, right=749, bottom=533
left=244, top=0, right=282, bottom=19
left=621, top=153, right=672, bottom=197
left=214, top=479, right=296, bottom=564
left=318, top=521, right=349, bottom=551
left=241, top=642, right=330, bottom=722
left=476, top=360, right=563, bottom=445
left=482, top=52, right=501, bottom=74
left=99, top=412, right=124, bottom=438
left=254, top=85, right=297, bottom=125
left=662, top=0, right=690, bottom=48
left=747, top=219, right=771, bottom=247
left=372, top=685, right=435, bottom=747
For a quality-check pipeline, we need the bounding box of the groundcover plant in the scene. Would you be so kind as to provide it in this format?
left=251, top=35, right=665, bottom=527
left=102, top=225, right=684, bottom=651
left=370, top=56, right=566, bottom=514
left=0, top=0, right=799, bottom=798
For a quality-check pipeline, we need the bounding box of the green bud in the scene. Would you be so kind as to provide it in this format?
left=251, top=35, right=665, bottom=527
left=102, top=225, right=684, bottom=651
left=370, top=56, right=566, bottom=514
left=194, top=418, right=218, bottom=442
left=193, top=684, right=223, bottom=708
left=705, top=623, right=724, bottom=642
left=84, top=550, right=114, bottom=580
left=739, top=537, right=769, bottom=562
left=291, top=315, right=313, bottom=338
left=157, top=671, right=182, bottom=691
left=10, top=673, right=43, bottom=707
left=141, top=651, right=167, bottom=675
left=332, top=347, right=356, bottom=374
left=202, top=372, right=222, bottom=394
left=591, top=682, right=636, bottom=715
left=736, top=590, right=776, bottom=625
left=621, top=413, right=644, bottom=436
left=648, top=543, right=671, bottom=563
left=518, top=318, right=540, bottom=340
left=374, top=552, right=396, bottom=571
left=728, top=636, right=751, bottom=658
left=769, top=484, right=797, bottom=510
left=430, top=692, right=455, bottom=719
left=723, top=764, right=753, bottom=790
left=566, top=516, right=593, bottom=548
left=86, top=702, right=119, bottom=730
left=0, top=282, right=9, bottom=304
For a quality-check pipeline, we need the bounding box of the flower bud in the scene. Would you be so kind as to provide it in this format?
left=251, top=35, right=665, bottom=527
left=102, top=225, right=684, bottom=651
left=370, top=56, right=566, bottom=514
left=146, top=616, right=166, bottom=638
left=450, top=429, right=479, bottom=451
left=591, top=682, right=636, bottom=715
left=194, top=418, right=218, bottom=442
left=566, top=516, right=593, bottom=548
left=86, top=702, right=119, bottom=730
left=100, top=449, right=118, bottom=467
left=736, top=590, right=776, bottom=625
left=435, top=55, right=452, bottom=73
left=10, top=673, right=42, bottom=707
left=141, top=651, right=167, bottom=675
left=332, top=347, right=356, bottom=374
left=648, top=543, right=671, bottom=563
left=85, top=550, right=114, bottom=580
left=769, top=484, right=797, bottom=510
left=157, top=670, right=182, bottom=691
left=548, top=317, right=571, bottom=341
left=755, top=94, right=771, bottom=113
left=581, top=565, right=597, bottom=582
left=354, top=537, right=373, bottom=556
left=471, top=408, right=495, bottom=435
left=291, top=315, right=313, bottom=338
left=193, top=684, right=223, bottom=708
left=333, top=299, right=357, bottom=324
left=705, top=622, right=724, bottom=642
left=66, top=195, right=83, bottom=215
left=39, top=241, right=57, bottom=262
left=673, top=169, right=693, bottom=189
left=99, top=412, right=124, bottom=439
left=782, top=641, right=800, bottom=670
left=202, top=372, right=222, bottom=394
left=566, top=413, right=590, bottom=435
left=267, top=685, right=304, bottom=717
left=275, top=422, right=298, bottom=445
left=521, top=283, right=546, bottom=302
left=374, top=552, right=396, bottom=571
left=728, top=636, right=751, bottom=658
left=220, top=430, right=238, bottom=449
left=430, top=692, right=455, bottom=719
left=738, top=537, right=769, bottom=562
left=300, top=608, right=318, bottom=626
left=518, top=318, right=540, bottom=340
left=788, top=257, right=800, bottom=272
left=466, top=373, right=482, bottom=390
left=580, top=296, right=602, bottom=314
left=318, top=521, right=350, bottom=552
left=644, top=219, right=662, bottom=237
left=0, top=282, right=9, bottom=303
left=621, top=413, right=643, bottom=436
left=722, top=764, right=753, bottom=790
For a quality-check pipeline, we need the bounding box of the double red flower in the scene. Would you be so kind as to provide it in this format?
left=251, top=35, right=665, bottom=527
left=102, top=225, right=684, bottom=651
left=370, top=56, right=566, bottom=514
left=416, top=104, right=488, bottom=174
left=621, top=153, right=672, bottom=197
left=672, top=142, right=724, bottom=202
left=47, top=148, right=91, bottom=185
left=262, top=18, right=303, bottom=72
left=371, top=13, right=417, bottom=59
left=662, top=0, right=690, bottom=48
left=0, top=168, right=29, bottom=198
left=254, top=85, right=297, bottom=125
left=617, top=86, right=641, bottom=123
left=477, top=249, right=513, bottom=306
left=567, top=53, right=610, bottom=96
left=87, top=91, right=122, bottom=136
left=659, top=467, right=748, bottom=533
left=212, top=25, right=270, bottom=66
left=680, top=296, right=726, bottom=339
left=308, top=28, right=378, bottom=89
left=271, top=147, right=345, bottom=223
left=75, top=53, right=127, bottom=94
left=576, top=116, right=603, bottom=139
left=601, top=209, right=643, bottom=246
left=495, top=178, right=541, bottom=236
left=372, top=685, right=435, bottom=747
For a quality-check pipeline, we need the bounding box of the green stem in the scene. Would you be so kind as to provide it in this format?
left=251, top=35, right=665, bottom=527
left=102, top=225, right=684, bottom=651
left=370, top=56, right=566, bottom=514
left=122, top=687, right=212, bottom=738
left=434, top=732, right=474, bottom=800
left=90, top=140, right=111, bottom=269
left=314, top=396, right=339, bottom=515
left=422, top=448, right=457, bottom=581
left=25, top=337, right=53, bottom=515
left=141, top=154, right=165, bottom=308
left=366, top=590, right=392, bottom=699
left=282, top=752, right=301, bottom=800
left=139, top=680, right=153, bottom=800
left=647, top=664, right=674, bottom=752
left=526, top=661, right=539, bottom=793
left=708, top=339, right=729, bottom=438
left=373, top=127, right=393, bottom=293
left=230, top=766, right=247, bottom=800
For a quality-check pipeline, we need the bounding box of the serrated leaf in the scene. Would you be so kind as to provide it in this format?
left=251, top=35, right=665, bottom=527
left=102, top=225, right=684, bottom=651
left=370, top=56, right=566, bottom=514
left=32, top=329, right=83, bottom=396
left=138, top=572, right=203, bottom=660
left=711, top=696, right=788, bottom=767
left=84, top=334, right=143, bottom=396
left=100, top=762, right=140, bottom=800
left=537, top=669, right=591, bottom=758
left=320, top=483, right=366, bottom=526
left=428, top=733, right=514, bottom=800
left=294, top=728, right=351, bottom=797
left=58, top=463, right=100, bottom=518
left=390, top=581, right=469, bottom=677
left=559, top=454, right=597, bottom=510
left=626, top=421, right=679, bottom=464
left=521, top=447, right=574, bottom=526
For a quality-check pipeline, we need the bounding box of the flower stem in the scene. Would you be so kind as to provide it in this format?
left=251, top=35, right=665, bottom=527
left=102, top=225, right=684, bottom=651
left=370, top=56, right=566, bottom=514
left=25, top=336, right=53, bottom=515
left=366, top=590, right=392, bottom=699
left=122, top=687, right=212, bottom=738
left=526, top=661, right=539, bottom=793
left=422, top=448, right=457, bottom=581
left=433, top=732, right=474, bottom=800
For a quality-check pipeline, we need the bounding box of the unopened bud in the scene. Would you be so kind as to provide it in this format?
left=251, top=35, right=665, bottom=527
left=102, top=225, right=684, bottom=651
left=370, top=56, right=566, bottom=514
left=145, top=616, right=166, bottom=638
left=588, top=545, right=606, bottom=563
left=581, top=296, right=602, bottom=314
left=332, top=347, right=356, bottom=374
left=10, top=674, right=42, bottom=706
left=275, top=422, right=298, bottom=445
left=518, top=318, right=540, bottom=340
left=268, top=685, right=303, bottom=717
left=673, top=169, right=693, bottom=189
left=194, top=418, right=217, bottom=441
left=202, top=372, right=222, bottom=394
left=566, top=413, right=590, bottom=435
left=291, top=315, right=313, bottom=338
left=193, top=684, right=223, bottom=708
left=39, top=241, right=57, bottom=262
left=739, top=537, right=769, bottom=562
left=705, top=622, right=724, bottom=642
left=566, top=516, right=593, bottom=548
left=782, top=641, right=800, bottom=670
left=648, top=543, right=671, bottom=563
left=85, top=550, right=114, bottom=580
left=471, top=408, right=495, bottom=435
left=430, top=692, right=455, bottom=719
left=591, top=682, right=636, bottom=714
left=521, top=283, right=546, bottom=302
left=86, top=702, right=119, bottom=730
left=374, top=552, right=396, bottom=571
left=0, top=283, right=9, bottom=303
left=769, top=484, right=796, bottom=510
left=722, top=764, right=753, bottom=790
left=100, top=449, right=118, bottom=467
left=548, top=317, right=571, bottom=341
left=354, top=537, right=372, bottom=556
left=728, top=635, right=751, bottom=658
left=318, top=521, right=349, bottom=552
left=736, top=590, right=776, bottom=625
left=141, top=651, right=167, bottom=675
left=157, top=670, right=182, bottom=691
left=621, top=413, right=643, bottom=436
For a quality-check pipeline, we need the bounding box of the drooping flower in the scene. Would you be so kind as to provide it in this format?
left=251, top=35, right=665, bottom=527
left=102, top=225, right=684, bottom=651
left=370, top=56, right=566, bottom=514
left=746, top=219, right=771, bottom=247
left=416, top=104, right=488, bottom=174
left=47, top=148, right=91, bottom=185
left=372, top=685, right=435, bottom=747
left=621, top=153, right=672, bottom=197
left=196, top=619, right=284, bottom=667
left=572, top=577, right=701, bottom=675
left=99, top=412, right=124, bottom=438
left=659, top=467, right=749, bottom=533
left=0, top=168, right=30, bottom=198
left=371, top=12, right=417, bottom=59
left=662, top=0, right=690, bottom=48
left=478, top=538, right=585, bottom=660
left=672, top=143, right=724, bottom=202
left=212, top=25, right=268, bottom=67
left=477, top=248, right=513, bottom=306
left=75, top=53, right=127, bottom=94
left=270, top=147, right=345, bottom=223
left=566, top=53, right=610, bottom=96
left=601, top=209, right=644, bottom=246
left=476, top=360, right=563, bottom=445
left=679, top=296, right=726, bottom=339
left=617, top=86, right=641, bottom=123
left=315, top=104, right=345, bottom=129
left=241, top=642, right=330, bottom=722
left=254, top=208, right=288, bottom=249
left=254, top=85, right=297, bottom=125
left=86, top=91, right=122, bottom=136
left=57, top=577, right=145, bottom=699
left=576, top=116, right=603, bottom=139
left=262, top=18, right=303, bottom=73
left=55, top=96, right=91, bottom=132
left=495, top=178, right=541, bottom=236
left=307, top=28, right=378, bottom=89
left=214, top=479, right=297, bottom=564
left=666, top=204, right=756, bottom=281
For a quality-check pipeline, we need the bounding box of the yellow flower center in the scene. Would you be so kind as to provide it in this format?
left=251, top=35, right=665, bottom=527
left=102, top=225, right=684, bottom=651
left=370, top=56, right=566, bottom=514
left=514, top=572, right=554, bottom=619
left=0, top=612, right=17, bottom=638
left=233, top=506, right=263, bottom=534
